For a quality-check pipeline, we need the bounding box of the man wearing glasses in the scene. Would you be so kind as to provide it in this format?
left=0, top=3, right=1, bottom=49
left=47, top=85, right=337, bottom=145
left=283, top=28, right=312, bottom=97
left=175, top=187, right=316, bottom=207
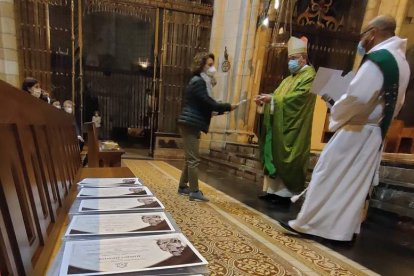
left=280, top=15, right=410, bottom=242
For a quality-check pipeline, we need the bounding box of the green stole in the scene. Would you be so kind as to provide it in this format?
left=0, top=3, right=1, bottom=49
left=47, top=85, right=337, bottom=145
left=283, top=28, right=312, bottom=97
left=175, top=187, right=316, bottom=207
left=364, top=49, right=400, bottom=140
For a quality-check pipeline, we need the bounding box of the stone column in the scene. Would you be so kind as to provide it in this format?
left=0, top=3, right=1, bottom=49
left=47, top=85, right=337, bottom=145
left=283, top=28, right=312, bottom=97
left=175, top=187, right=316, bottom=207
left=0, top=0, right=19, bottom=87
left=245, top=25, right=272, bottom=133
left=201, top=0, right=260, bottom=152
left=399, top=0, right=414, bottom=48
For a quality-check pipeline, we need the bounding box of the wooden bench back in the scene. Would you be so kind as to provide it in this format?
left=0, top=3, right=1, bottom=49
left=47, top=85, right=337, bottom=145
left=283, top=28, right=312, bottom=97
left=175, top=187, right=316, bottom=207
left=384, top=120, right=405, bottom=153
left=0, top=80, right=80, bottom=275
left=84, top=122, right=100, bottom=167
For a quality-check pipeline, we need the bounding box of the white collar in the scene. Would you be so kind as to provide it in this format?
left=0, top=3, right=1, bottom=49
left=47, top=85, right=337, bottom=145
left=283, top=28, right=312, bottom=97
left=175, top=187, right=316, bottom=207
left=367, top=36, right=396, bottom=54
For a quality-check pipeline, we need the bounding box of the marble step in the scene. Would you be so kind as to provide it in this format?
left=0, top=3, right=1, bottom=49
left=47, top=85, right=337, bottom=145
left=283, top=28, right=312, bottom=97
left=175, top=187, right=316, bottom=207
left=201, top=155, right=263, bottom=183
left=209, top=149, right=261, bottom=169
left=207, top=143, right=414, bottom=217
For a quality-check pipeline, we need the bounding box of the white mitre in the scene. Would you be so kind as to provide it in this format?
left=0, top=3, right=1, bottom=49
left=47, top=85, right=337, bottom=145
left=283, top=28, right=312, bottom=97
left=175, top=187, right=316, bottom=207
left=287, top=36, right=308, bottom=56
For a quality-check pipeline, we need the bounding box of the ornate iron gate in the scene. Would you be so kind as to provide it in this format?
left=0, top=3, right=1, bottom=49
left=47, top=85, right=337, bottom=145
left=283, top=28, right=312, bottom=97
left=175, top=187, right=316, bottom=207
left=15, top=0, right=214, bottom=153
left=84, top=68, right=154, bottom=139
left=157, top=10, right=212, bottom=133
left=81, top=1, right=213, bottom=153
left=15, top=0, right=52, bottom=91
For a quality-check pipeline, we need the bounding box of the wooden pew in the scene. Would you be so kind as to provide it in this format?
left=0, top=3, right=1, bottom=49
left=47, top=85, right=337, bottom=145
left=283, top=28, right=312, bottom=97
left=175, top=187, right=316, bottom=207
left=84, top=122, right=125, bottom=167
left=0, top=80, right=81, bottom=276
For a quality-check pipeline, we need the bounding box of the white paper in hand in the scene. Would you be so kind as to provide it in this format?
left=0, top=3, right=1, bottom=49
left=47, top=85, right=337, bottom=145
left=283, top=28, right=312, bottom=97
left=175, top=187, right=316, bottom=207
left=320, top=71, right=355, bottom=101
left=311, top=67, right=342, bottom=95
left=237, top=98, right=248, bottom=105
left=311, top=67, right=355, bottom=101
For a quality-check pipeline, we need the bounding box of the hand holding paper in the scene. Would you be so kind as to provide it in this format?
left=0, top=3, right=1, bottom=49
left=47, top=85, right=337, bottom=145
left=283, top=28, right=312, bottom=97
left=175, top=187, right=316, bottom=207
left=237, top=98, right=248, bottom=105
left=230, top=98, right=248, bottom=111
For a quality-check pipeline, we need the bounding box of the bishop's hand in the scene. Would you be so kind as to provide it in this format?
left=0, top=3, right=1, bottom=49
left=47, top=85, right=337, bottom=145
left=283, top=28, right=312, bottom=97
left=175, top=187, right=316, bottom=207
left=254, top=94, right=272, bottom=105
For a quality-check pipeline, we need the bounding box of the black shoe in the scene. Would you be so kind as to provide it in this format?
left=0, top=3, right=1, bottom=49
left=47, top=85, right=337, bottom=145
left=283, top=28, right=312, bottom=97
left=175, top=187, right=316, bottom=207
left=258, top=193, right=274, bottom=200
left=270, top=195, right=291, bottom=206
left=278, top=220, right=301, bottom=235
left=278, top=220, right=324, bottom=242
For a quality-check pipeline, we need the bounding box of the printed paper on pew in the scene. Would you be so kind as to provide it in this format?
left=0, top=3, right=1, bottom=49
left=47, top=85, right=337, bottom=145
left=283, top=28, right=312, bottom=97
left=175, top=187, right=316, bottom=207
left=77, top=186, right=153, bottom=198
left=65, top=212, right=175, bottom=237
left=59, top=233, right=207, bottom=275
left=77, top=177, right=142, bottom=187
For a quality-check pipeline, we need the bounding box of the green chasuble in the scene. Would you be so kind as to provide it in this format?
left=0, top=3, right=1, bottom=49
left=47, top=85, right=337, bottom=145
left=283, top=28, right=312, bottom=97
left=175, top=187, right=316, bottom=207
left=260, top=66, right=316, bottom=193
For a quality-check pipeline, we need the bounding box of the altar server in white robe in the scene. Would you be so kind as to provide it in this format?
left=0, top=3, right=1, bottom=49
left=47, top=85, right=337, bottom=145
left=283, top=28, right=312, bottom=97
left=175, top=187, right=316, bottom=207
left=283, top=15, right=410, bottom=241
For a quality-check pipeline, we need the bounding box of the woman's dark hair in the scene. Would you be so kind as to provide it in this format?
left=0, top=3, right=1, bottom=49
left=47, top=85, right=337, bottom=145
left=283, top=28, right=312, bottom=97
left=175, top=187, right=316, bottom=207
left=21, top=77, right=39, bottom=93
left=191, top=52, right=215, bottom=75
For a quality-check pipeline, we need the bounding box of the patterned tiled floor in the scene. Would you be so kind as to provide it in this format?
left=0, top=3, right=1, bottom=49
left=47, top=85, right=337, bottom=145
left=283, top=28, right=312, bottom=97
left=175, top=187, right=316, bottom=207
left=124, top=160, right=379, bottom=276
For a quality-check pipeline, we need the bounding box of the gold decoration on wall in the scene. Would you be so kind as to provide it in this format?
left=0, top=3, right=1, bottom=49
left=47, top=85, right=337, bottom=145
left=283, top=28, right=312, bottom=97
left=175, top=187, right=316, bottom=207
left=297, top=0, right=343, bottom=31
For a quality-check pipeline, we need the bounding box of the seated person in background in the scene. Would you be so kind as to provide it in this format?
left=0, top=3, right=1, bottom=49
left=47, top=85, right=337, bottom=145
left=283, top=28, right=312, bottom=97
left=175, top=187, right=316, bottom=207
left=22, top=77, right=42, bottom=98
left=63, top=100, right=84, bottom=148
left=21, top=77, right=50, bottom=103
left=52, top=100, right=62, bottom=109
left=92, top=110, right=102, bottom=139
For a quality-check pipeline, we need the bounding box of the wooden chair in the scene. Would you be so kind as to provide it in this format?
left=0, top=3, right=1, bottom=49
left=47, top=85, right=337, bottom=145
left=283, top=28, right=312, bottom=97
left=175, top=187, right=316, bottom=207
left=84, top=122, right=125, bottom=167
left=384, top=120, right=405, bottom=153
left=397, top=127, right=414, bottom=154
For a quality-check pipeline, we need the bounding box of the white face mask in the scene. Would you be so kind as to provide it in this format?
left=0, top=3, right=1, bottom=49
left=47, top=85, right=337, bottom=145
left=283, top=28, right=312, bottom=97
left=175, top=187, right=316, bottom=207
left=55, top=106, right=61, bottom=109
left=31, top=87, right=42, bottom=98
left=64, top=107, right=73, bottom=114
left=206, top=66, right=217, bottom=77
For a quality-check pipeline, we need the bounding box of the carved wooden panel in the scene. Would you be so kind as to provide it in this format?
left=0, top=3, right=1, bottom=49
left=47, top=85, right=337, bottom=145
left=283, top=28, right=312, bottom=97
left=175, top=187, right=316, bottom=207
left=0, top=125, right=40, bottom=272
left=32, top=125, right=62, bottom=221
left=0, top=181, right=23, bottom=276
left=48, top=127, right=71, bottom=195
left=295, top=0, right=367, bottom=33
left=261, top=0, right=368, bottom=91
